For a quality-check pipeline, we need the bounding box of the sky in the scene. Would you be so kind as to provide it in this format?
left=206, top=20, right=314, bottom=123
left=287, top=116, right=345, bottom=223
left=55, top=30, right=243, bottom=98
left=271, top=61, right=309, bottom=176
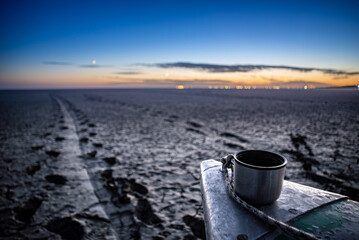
left=0, top=0, right=358, bottom=89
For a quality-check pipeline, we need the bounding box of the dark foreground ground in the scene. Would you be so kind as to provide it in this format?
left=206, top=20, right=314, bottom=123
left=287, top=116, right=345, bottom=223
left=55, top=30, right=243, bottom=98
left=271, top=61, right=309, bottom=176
left=0, top=89, right=358, bottom=239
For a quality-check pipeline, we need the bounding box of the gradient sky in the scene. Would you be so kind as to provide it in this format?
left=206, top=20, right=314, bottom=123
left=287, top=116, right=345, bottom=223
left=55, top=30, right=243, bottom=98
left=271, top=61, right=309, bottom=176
left=1, top=0, right=358, bottom=88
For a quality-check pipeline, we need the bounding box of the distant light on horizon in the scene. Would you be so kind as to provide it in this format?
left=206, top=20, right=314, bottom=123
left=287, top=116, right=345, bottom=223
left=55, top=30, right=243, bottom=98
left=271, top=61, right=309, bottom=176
left=176, top=85, right=184, bottom=89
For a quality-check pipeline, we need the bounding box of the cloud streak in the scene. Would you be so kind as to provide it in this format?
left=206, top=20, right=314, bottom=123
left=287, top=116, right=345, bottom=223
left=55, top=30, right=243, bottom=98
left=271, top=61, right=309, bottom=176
left=79, top=64, right=112, bottom=68
left=42, top=61, right=73, bottom=65
left=114, top=71, right=142, bottom=75
left=264, top=79, right=333, bottom=88
left=42, top=61, right=112, bottom=68
left=105, top=78, right=234, bottom=86
left=143, top=79, right=233, bottom=85
left=152, top=62, right=359, bottom=76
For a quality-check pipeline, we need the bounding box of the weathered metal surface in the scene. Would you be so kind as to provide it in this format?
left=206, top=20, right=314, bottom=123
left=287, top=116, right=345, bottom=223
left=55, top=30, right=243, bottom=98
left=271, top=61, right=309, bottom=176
left=261, top=199, right=359, bottom=240
left=200, top=160, right=347, bottom=240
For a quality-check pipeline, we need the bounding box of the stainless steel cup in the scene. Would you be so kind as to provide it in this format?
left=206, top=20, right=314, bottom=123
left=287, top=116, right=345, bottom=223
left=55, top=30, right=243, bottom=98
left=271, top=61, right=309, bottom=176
left=232, top=150, right=287, bottom=205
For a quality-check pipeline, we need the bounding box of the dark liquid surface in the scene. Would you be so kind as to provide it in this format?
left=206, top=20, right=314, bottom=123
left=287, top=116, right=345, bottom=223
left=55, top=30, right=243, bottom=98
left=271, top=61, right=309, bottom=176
left=236, top=151, right=284, bottom=167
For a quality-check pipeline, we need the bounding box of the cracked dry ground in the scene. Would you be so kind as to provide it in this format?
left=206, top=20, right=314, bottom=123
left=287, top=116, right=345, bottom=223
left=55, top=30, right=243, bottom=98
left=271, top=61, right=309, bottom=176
left=1, top=89, right=358, bottom=239
left=0, top=92, right=208, bottom=240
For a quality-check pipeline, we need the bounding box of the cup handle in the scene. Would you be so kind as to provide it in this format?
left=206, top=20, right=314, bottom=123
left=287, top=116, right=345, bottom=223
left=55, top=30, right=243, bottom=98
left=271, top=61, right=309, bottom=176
left=221, top=154, right=235, bottom=171
left=221, top=154, right=236, bottom=189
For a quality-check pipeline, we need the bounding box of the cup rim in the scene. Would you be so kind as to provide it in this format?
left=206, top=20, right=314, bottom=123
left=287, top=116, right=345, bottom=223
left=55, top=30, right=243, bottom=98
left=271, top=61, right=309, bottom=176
left=234, top=150, right=287, bottom=170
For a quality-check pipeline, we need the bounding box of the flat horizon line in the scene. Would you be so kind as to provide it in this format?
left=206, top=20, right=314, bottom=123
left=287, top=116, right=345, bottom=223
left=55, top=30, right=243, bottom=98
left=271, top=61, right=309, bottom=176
left=0, top=85, right=357, bottom=91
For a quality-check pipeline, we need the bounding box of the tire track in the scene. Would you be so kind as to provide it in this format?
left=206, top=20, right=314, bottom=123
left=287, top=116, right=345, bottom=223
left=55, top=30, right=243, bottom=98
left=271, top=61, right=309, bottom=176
left=57, top=97, right=152, bottom=240
left=55, top=97, right=118, bottom=239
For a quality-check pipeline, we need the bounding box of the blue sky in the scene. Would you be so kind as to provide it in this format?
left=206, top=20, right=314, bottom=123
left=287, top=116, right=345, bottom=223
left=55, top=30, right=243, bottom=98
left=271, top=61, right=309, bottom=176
left=1, top=0, right=358, bottom=88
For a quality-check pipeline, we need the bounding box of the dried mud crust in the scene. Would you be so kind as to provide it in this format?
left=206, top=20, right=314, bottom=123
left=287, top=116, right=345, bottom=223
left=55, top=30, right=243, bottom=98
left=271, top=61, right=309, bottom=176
left=76, top=90, right=359, bottom=201
left=58, top=96, right=206, bottom=239
left=0, top=89, right=358, bottom=239
left=0, top=93, right=116, bottom=239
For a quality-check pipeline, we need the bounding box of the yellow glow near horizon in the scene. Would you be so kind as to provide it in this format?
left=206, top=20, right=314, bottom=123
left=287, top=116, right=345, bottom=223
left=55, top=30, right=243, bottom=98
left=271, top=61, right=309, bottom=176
left=1, top=65, right=358, bottom=88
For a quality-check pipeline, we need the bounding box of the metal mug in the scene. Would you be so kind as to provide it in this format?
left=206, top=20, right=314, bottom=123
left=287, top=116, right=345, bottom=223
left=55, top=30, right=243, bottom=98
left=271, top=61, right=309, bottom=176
left=231, top=150, right=287, bottom=205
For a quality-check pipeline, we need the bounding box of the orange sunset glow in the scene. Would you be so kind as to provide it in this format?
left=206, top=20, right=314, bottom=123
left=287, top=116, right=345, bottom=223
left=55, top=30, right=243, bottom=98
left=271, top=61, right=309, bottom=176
left=2, top=64, right=358, bottom=89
